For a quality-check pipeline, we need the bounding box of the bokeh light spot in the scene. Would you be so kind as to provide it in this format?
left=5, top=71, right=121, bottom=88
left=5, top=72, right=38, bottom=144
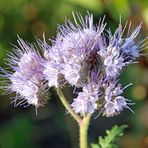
left=132, top=85, right=147, bottom=100
left=143, top=8, right=148, bottom=27
left=31, top=21, right=46, bottom=37
left=22, top=3, right=38, bottom=21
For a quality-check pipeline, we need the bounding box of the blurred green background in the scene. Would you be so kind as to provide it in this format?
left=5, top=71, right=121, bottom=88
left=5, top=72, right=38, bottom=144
left=0, top=0, right=148, bottom=148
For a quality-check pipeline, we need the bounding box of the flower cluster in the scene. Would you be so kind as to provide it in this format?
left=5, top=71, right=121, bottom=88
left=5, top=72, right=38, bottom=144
left=0, top=13, right=147, bottom=117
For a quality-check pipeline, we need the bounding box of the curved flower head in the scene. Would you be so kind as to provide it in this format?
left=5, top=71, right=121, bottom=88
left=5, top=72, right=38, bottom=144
left=43, top=61, right=63, bottom=88
left=45, top=13, right=106, bottom=87
left=102, top=82, right=133, bottom=117
left=1, top=37, right=47, bottom=107
left=97, top=22, right=145, bottom=81
left=121, top=24, right=142, bottom=59
left=103, top=96, right=132, bottom=117
left=71, top=83, right=99, bottom=116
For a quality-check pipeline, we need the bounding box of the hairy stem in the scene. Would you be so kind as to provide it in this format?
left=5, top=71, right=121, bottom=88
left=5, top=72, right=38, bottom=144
left=56, top=87, right=91, bottom=148
left=79, top=114, right=91, bottom=148
left=56, top=87, right=82, bottom=123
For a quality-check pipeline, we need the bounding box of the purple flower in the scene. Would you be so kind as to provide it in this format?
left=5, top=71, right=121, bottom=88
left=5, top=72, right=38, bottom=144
left=48, top=13, right=106, bottom=87
left=121, top=25, right=142, bottom=59
left=97, top=22, right=144, bottom=81
left=43, top=61, right=63, bottom=88
left=104, top=54, right=125, bottom=77
left=104, top=83, right=123, bottom=101
left=0, top=13, right=147, bottom=117
left=103, top=96, right=132, bottom=117
left=104, top=101, right=117, bottom=117
left=71, top=83, right=99, bottom=116
left=103, top=82, right=132, bottom=117
left=1, top=37, right=47, bottom=107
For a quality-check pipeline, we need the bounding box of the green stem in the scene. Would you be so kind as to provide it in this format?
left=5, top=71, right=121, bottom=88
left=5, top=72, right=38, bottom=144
left=56, top=87, right=82, bottom=123
left=56, top=87, right=91, bottom=148
left=79, top=114, right=91, bottom=148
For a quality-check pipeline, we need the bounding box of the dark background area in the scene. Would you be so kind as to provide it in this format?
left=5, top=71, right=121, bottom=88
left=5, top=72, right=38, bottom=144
left=0, top=0, right=148, bottom=148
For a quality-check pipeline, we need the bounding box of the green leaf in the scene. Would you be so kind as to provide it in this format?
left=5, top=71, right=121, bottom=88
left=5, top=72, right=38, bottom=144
left=91, top=125, right=127, bottom=148
left=91, top=144, right=100, bottom=148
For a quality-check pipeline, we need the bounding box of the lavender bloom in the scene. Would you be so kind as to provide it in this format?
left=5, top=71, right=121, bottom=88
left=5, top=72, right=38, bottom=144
left=121, top=25, right=142, bottom=59
left=61, top=61, right=81, bottom=86
left=71, top=83, right=99, bottom=116
left=1, top=38, right=47, bottom=107
left=0, top=13, right=147, bottom=117
left=104, top=83, right=123, bottom=101
left=104, top=101, right=116, bottom=117
left=47, top=13, right=106, bottom=87
left=104, top=54, right=125, bottom=77
left=103, top=83, right=132, bottom=117
left=43, top=61, right=63, bottom=88
left=61, top=56, right=88, bottom=87
left=98, top=23, right=143, bottom=79
left=103, top=96, right=131, bottom=117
